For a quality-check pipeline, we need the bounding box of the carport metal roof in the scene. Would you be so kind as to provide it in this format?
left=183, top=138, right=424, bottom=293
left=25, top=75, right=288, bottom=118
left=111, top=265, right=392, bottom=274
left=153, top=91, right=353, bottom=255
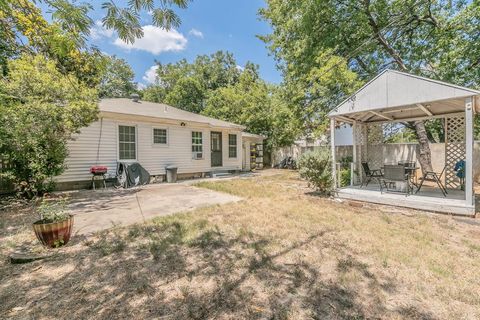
left=328, top=69, right=480, bottom=123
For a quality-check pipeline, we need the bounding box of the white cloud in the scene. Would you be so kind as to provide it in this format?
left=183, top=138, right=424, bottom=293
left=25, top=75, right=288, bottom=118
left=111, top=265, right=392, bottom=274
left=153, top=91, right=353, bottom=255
left=236, top=65, right=244, bottom=71
left=137, top=82, right=147, bottom=90
left=114, top=25, right=187, bottom=55
left=90, top=20, right=114, bottom=40
left=142, top=65, right=159, bottom=84
left=189, top=28, right=204, bottom=38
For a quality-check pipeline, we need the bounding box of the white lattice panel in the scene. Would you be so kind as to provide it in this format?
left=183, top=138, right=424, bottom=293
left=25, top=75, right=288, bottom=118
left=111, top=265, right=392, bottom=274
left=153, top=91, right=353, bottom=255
left=445, top=116, right=465, bottom=189
left=353, top=123, right=367, bottom=183
left=367, top=124, right=383, bottom=170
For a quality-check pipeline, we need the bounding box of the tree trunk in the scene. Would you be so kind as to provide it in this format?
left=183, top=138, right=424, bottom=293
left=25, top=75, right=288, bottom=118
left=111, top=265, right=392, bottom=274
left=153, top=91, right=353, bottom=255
left=362, top=0, right=434, bottom=173
left=413, top=121, right=433, bottom=173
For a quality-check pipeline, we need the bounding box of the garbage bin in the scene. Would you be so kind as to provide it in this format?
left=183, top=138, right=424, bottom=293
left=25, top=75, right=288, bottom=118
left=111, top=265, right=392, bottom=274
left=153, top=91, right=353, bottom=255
left=165, top=165, right=178, bottom=183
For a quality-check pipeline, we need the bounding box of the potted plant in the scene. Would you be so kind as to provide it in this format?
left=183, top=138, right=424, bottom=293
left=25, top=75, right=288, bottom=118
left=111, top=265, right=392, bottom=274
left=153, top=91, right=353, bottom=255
left=33, top=197, right=74, bottom=248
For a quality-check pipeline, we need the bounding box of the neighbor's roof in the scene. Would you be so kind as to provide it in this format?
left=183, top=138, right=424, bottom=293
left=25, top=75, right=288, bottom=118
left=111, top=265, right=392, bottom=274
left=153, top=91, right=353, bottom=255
left=99, top=98, right=245, bottom=129
left=329, top=69, right=480, bottom=122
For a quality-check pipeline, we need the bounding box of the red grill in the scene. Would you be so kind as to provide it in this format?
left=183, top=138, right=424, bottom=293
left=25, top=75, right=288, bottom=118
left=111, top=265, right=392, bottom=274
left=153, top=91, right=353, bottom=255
left=90, top=166, right=108, bottom=174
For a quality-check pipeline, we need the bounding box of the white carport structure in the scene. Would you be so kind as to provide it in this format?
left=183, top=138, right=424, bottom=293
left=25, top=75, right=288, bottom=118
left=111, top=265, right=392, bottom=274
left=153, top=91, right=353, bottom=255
left=329, top=69, right=480, bottom=216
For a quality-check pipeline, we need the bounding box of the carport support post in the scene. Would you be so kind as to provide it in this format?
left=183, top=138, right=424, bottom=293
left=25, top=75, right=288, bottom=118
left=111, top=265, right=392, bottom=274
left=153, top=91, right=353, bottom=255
left=465, top=97, right=474, bottom=207
left=331, top=118, right=337, bottom=189
left=352, top=121, right=357, bottom=185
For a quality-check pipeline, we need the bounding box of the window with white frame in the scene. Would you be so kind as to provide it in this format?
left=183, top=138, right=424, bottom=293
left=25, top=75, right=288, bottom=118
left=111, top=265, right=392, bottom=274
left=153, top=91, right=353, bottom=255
left=118, top=125, right=136, bottom=160
left=228, top=134, right=237, bottom=158
left=192, top=131, right=203, bottom=159
left=153, top=128, right=167, bottom=144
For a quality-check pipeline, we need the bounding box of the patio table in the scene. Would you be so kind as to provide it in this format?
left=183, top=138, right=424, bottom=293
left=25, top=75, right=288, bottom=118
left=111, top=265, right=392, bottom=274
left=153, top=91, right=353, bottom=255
left=381, top=165, right=419, bottom=193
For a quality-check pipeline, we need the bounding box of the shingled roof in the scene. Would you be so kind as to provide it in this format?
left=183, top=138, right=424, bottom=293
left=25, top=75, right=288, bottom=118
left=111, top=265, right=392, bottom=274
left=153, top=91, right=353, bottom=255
left=99, top=98, right=245, bottom=130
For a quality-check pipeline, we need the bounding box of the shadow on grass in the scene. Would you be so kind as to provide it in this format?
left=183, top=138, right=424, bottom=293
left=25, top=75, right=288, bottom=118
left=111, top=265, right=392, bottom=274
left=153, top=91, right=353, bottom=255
left=0, top=218, right=436, bottom=320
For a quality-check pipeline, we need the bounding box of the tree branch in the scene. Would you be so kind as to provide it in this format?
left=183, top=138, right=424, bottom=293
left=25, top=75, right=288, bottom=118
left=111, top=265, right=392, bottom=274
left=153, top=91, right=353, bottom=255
left=362, top=0, right=408, bottom=71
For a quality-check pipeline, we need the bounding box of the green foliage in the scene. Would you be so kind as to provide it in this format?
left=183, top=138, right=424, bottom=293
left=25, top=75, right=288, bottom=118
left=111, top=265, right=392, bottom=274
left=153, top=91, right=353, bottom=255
left=338, top=156, right=353, bottom=187
left=297, top=150, right=332, bottom=193
left=142, top=51, right=241, bottom=112
left=383, top=123, right=417, bottom=143
left=0, top=54, right=98, bottom=197
left=339, top=168, right=351, bottom=188
left=203, top=68, right=300, bottom=150
left=141, top=85, right=164, bottom=103
left=165, top=77, right=205, bottom=113
left=36, top=197, right=69, bottom=223
left=99, top=55, right=137, bottom=98
left=260, top=0, right=480, bottom=139
left=101, top=0, right=189, bottom=43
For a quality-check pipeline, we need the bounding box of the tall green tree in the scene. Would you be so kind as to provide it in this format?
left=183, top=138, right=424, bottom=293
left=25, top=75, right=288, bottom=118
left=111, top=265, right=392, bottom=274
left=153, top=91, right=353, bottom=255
left=260, top=0, right=479, bottom=172
left=99, top=55, right=136, bottom=98
left=203, top=63, right=300, bottom=150
left=141, top=51, right=242, bottom=113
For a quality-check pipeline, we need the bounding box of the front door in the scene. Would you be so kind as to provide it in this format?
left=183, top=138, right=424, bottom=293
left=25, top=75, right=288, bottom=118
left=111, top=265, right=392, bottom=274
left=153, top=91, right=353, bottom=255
left=211, top=132, right=222, bottom=167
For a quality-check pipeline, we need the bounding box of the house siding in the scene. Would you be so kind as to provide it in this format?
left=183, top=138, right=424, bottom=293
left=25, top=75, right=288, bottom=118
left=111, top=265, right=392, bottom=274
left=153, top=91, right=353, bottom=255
left=56, top=116, right=243, bottom=183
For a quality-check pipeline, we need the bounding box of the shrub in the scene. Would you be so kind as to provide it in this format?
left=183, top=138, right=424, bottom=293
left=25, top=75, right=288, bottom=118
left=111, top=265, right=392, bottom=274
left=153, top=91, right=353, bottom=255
left=36, top=197, right=69, bottom=223
left=339, top=168, right=351, bottom=187
left=297, top=149, right=332, bottom=193
left=0, top=55, right=98, bottom=197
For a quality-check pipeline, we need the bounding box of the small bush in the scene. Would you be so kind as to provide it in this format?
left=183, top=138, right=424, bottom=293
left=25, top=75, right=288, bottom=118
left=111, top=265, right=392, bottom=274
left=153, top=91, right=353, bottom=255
left=339, top=168, right=351, bottom=187
left=297, top=149, right=332, bottom=193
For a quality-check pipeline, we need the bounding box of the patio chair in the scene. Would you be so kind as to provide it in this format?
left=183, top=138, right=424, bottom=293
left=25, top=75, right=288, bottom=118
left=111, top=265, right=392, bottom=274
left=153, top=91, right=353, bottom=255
left=380, top=165, right=411, bottom=195
left=361, top=162, right=383, bottom=187
left=415, top=165, right=447, bottom=197
left=398, top=161, right=418, bottom=186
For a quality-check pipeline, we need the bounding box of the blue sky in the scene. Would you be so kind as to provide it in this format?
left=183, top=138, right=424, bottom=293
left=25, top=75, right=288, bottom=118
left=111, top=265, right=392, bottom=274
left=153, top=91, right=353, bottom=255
left=67, top=1, right=282, bottom=87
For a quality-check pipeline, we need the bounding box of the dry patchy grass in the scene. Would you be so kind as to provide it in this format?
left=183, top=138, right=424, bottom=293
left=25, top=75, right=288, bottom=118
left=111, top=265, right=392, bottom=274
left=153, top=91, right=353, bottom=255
left=1, top=170, right=480, bottom=319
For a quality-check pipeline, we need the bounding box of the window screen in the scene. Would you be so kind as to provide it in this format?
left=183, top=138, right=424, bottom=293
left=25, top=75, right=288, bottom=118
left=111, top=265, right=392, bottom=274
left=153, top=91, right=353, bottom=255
left=192, top=131, right=203, bottom=159
left=153, top=128, right=167, bottom=144
left=228, top=134, right=237, bottom=158
left=119, top=125, right=136, bottom=160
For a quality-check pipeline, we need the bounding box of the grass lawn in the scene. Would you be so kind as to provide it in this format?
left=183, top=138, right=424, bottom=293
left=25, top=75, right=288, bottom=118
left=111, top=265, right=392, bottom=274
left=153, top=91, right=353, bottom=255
left=1, top=170, right=480, bottom=319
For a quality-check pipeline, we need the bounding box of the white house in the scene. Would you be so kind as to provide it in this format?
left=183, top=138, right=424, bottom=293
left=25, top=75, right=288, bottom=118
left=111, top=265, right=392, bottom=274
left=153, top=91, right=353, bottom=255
left=55, top=98, right=262, bottom=189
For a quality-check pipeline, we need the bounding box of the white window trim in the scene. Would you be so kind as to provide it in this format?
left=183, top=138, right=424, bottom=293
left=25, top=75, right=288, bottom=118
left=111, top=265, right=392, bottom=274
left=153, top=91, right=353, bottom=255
left=191, top=130, right=204, bottom=160
left=152, top=126, right=169, bottom=147
left=117, top=123, right=138, bottom=162
left=228, top=133, right=238, bottom=159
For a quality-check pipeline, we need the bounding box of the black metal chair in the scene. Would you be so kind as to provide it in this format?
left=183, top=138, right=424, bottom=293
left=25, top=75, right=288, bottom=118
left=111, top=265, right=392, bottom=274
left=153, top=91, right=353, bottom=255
left=361, top=162, right=383, bottom=187
left=380, top=165, right=411, bottom=195
left=398, top=161, right=417, bottom=186
left=415, top=165, right=447, bottom=197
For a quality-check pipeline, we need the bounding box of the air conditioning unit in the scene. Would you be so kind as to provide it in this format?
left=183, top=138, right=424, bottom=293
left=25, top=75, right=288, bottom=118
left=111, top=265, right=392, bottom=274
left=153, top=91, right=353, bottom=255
left=193, top=152, right=203, bottom=160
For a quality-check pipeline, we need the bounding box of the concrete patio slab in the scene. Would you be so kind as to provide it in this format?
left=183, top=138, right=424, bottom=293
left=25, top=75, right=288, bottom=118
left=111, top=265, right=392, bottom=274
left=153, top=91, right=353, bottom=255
left=66, top=184, right=242, bottom=235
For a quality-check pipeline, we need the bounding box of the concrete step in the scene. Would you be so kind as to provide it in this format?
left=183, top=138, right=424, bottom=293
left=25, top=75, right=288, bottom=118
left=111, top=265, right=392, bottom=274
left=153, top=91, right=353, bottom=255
left=211, top=171, right=233, bottom=178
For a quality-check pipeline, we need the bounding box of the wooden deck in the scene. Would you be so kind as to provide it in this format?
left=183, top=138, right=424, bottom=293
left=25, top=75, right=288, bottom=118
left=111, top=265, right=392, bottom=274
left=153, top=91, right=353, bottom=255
left=336, top=184, right=475, bottom=216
